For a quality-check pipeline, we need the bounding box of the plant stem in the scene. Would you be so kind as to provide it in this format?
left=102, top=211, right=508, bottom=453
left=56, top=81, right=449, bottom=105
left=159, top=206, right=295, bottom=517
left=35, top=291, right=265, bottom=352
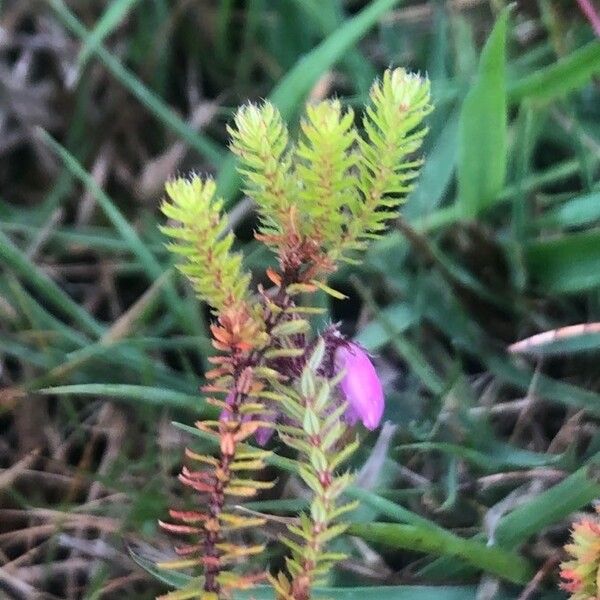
left=202, top=270, right=297, bottom=596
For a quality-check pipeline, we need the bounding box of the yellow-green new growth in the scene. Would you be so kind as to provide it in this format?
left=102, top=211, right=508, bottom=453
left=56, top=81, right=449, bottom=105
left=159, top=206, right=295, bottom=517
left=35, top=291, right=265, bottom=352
left=295, top=100, right=357, bottom=244
left=156, top=67, right=433, bottom=600
left=270, top=340, right=360, bottom=600
left=161, top=176, right=250, bottom=312
left=228, top=102, right=298, bottom=241
left=344, top=68, right=432, bottom=254
left=229, top=68, right=431, bottom=267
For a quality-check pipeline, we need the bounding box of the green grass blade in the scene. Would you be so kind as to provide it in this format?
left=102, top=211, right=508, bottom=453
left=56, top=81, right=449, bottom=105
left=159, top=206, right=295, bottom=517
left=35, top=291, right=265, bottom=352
left=39, top=130, right=165, bottom=280
left=457, top=8, right=509, bottom=218
left=133, top=547, right=483, bottom=599
left=6, top=276, right=90, bottom=348
left=509, top=40, right=600, bottom=103
left=537, top=192, right=600, bottom=228
left=401, top=155, right=600, bottom=236
left=290, top=0, right=375, bottom=94
left=269, top=0, right=400, bottom=116
left=485, top=353, right=600, bottom=416
left=215, top=0, right=235, bottom=65
left=354, top=303, right=417, bottom=351
left=0, top=229, right=103, bottom=337
left=0, top=338, right=56, bottom=369
left=398, top=441, right=562, bottom=472
left=77, top=0, right=142, bottom=70
left=0, top=221, right=164, bottom=254
left=2, top=270, right=199, bottom=392
left=525, top=228, right=600, bottom=294
left=495, top=452, right=600, bottom=548
left=404, top=111, right=459, bottom=221
left=40, top=384, right=207, bottom=413
left=347, top=523, right=532, bottom=584
left=418, top=457, right=600, bottom=580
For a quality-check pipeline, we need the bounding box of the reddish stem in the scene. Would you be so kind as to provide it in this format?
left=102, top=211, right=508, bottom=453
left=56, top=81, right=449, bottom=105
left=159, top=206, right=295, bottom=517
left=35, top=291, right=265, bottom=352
left=202, top=270, right=297, bottom=596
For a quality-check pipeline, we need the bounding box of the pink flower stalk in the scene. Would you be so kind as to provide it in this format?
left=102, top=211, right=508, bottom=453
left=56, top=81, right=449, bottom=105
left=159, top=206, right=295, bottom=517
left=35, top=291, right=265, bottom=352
left=335, top=343, right=384, bottom=430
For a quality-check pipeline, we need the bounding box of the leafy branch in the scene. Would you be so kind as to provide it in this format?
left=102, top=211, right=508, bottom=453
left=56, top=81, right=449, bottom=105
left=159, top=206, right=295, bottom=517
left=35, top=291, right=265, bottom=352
left=156, top=67, right=431, bottom=600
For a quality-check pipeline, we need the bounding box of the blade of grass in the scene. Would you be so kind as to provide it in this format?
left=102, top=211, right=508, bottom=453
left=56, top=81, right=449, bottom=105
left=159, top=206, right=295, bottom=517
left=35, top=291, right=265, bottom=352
left=484, top=352, right=600, bottom=417
left=509, top=40, right=600, bottom=103
left=370, top=273, right=600, bottom=417
left=233, top=0, right=263, bottom=89
left=412, top=277, right=600, bottom=416
left=269, top=0, right=400, bottom=116
left=347, top=522, right=532, bottom=584
left=39, top=129, right=167, bottom=282
left=23, top=274, right=174, bottom=390
left=215, top=0, right=235, bottom=65
left=397, top=441, right=563, bottom=472
left=352, top=277, right=445, bottom=395
left=6, top=276, right=90, bottom=349
left=354, top=303, right=417, bottom=351
left=39, top=384, right=208, bottom=414
left=0, top=338, right=56, bottom=369
left=418, top=456, right=600, bottom=579
left=0, top=238, right=200, bottom=392
left=536, top=191, right=600, bottom=228
left=0, top=221, right=165, bottom=254
left=96, top=336, right=211, bottom=351
left=132, top=549, right=484, bottom=599
left=291, top=0, right=375, bottom=94
left=0, top=229, right=103, bottom=337
left=509, top=102, right=539, bottom=291
left=525, top=228, right=600, bottom=294
left=372, top=154, right=600, bottom=263
left=430, top=155, right=599, bottom=228
left=457, top=8, right=509, bottom=218
left=495, top=452, right=600, bottom=548
left=77, top=0, right=142, bottom=70
left=38, top=78, right=93, bottom=221
left=404, top=111, right=459, bottom=221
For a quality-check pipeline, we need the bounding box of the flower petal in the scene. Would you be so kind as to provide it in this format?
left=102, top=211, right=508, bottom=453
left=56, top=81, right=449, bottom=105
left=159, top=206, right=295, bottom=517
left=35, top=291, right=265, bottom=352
left=335, top=344, right=384, bottom=430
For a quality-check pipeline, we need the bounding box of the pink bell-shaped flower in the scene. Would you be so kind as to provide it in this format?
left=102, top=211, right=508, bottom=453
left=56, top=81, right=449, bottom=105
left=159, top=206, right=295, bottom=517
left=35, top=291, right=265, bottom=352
left=335, top=343, right=384, bottom=430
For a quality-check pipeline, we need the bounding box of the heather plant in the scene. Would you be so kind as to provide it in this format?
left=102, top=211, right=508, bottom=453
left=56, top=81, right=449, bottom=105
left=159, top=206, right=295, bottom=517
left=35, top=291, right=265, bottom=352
left=156, top=68, right=431, bottom=600
left=5, top=3, right=600, bottom=599
left=560, top=507, right=600, bottom=600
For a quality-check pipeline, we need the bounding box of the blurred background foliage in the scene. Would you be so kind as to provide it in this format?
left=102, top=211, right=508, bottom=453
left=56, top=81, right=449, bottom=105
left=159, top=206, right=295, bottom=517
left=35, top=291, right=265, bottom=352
left=1, top=0, right=600, bottom=598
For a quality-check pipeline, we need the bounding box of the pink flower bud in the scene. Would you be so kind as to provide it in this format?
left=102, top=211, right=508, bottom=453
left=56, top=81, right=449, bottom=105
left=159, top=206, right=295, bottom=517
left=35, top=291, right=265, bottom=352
left=335, top=343, right=384, bottom=430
